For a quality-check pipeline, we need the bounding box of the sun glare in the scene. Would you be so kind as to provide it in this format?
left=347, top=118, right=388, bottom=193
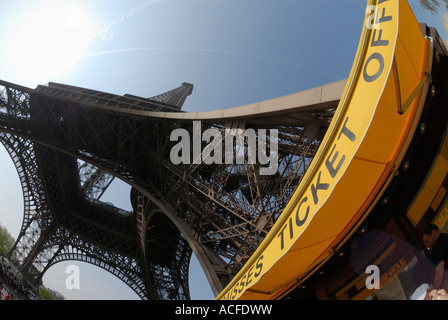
left=8, top=3, right=94, bottom=86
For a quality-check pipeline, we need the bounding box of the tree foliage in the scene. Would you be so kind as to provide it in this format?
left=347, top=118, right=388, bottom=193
left=39, top=287, right=55, bottom=300
left=419, top=0, right=448, bottom=14
left=0, top=223, right=15, bottom=256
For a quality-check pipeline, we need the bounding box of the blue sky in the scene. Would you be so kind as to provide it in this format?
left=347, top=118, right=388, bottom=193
left=0, top=0, right=446, bottom=300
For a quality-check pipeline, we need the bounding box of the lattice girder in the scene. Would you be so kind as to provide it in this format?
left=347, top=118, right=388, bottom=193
left=0, top=80, right=338, bottom=299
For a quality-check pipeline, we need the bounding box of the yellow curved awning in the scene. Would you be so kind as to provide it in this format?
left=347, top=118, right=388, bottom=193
left=217, top=0, right=431, bottom=300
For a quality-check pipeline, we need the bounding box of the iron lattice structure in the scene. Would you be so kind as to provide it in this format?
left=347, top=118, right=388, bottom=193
left=0, top=78, right=341, bottom=299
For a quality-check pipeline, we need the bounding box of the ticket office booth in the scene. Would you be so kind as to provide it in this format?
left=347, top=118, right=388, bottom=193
left=283, top=26, right=448, bottom=301
left=323, top=30, right=448, bottom=301
left=327, top=29, right=448, bottom=300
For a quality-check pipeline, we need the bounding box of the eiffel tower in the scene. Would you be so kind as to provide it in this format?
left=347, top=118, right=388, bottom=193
left=0, top=78, right=345, bottom=299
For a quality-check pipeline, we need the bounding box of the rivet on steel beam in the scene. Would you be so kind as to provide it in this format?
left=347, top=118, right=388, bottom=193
left=420, top=123, right=426, bottom=134
left=402, top=161, right=410, bottom=172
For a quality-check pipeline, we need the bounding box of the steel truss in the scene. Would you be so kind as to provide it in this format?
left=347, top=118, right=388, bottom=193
left=0, top=79, right=337, bottom=299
